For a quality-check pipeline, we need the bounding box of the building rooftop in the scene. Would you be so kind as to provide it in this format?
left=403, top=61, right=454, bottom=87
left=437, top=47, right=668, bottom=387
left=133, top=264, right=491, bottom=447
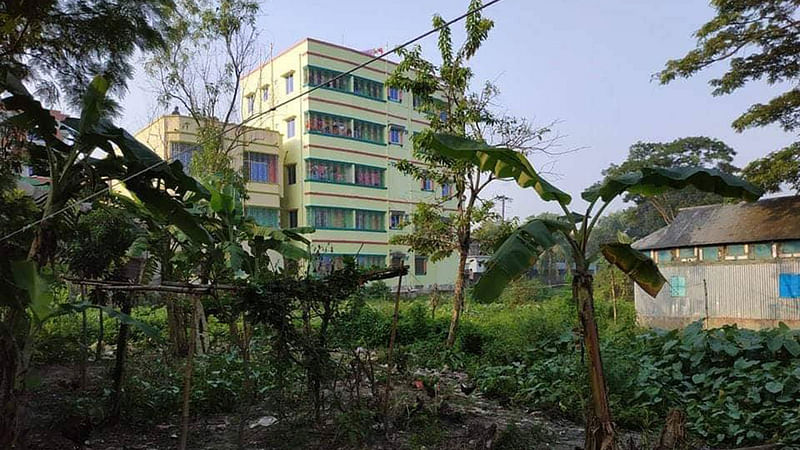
left=633, top=195, right=800, bottom=250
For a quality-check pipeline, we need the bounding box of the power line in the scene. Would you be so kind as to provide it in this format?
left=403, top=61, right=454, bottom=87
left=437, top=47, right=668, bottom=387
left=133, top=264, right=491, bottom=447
left=1, top=0, right=505, bottom=244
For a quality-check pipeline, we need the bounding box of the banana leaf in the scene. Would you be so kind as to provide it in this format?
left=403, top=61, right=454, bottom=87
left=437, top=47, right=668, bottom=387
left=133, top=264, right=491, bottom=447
left=421, top=133, right=571, bottom=204
left=600, top=243, right=666, bottom=297
left=472, top=219, right=562, bottom=301
left=582, top=167, right=763, bottom=203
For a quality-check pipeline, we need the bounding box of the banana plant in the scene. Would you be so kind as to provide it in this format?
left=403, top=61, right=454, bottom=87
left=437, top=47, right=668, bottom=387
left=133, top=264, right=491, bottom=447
left=0, top=72, right=212, bottom=447
left=420, top=133, right=763, bottom=450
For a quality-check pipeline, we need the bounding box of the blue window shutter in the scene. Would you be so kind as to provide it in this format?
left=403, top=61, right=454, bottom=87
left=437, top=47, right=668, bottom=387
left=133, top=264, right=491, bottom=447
left=670, top=276, right=686, bottom=297
left=779, top=274, right=800, bottom=298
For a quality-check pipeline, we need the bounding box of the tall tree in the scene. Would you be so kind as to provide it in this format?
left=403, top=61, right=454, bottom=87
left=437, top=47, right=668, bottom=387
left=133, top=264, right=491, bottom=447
left=388, top=1, right=558, bottom=346
left=145, top=0, right=260, bottom=187
left=659, top=0, right=800, bottom=194
left=0, top=0, right=170, bottom=113
left=603, top=137, right=738, bottom=227
left=424, top=132, right=763, bottom=450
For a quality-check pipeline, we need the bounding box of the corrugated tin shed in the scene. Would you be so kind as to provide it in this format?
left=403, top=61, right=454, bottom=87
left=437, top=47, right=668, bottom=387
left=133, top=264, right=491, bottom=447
left=633, top=195, right=800, bottom=251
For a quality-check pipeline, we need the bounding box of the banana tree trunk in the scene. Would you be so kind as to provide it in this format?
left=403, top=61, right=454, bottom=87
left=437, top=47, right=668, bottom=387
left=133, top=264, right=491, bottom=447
left=573, top=269, right=616, bottom=450
left=445, top=243, right=469, bottom=347
left=0, top=309, right=30, bottom=449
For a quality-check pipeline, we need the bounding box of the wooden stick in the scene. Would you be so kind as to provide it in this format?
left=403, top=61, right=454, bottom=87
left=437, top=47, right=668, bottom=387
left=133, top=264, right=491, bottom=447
left=382, top=266, right=406, bottom=437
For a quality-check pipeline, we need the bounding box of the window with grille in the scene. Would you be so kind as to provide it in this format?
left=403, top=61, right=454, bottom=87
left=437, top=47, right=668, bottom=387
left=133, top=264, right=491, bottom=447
left=414, top=256, right=427, bottom=275
left=441, top=183, right=453, bottom=198
left=261, top=85, right=269, bottom=101
left=389, top=126, right=403, bottom=145
left=307, top=159, right=349, bottom=183
left=170, top=142, right=200, bottom=173
left=285, top=73, right=294, bottom=93
left=306, top=66, right=349, bottom=91
left=288, top=209, right=298, bottom=228
left=246, top=94, right=255, bottom=115
left=308, top=207, right=350, bottom=229
left=421, top=179, right=434, bottom=191
left=355, top=210, right=384, bottom=231
left=244, top=152, right=278, bottom=183
left=247, top=206, right=279, bottom=227
left=669, top=276, right=686, bottom=297
left=780, top=241, right=800, bottom=257
left=701, top=246, right=721, bottom=261
left=390, top=211, right=405, bottom=230
left=286, top=118, right=296, bottom=138
left=354, top=165, right=384, bottom=187
left=357, top=255, right=385, bottom=268
left=353, top=76, right=383, bottom=100
left=387, top=86, right=402, bottom=102
left=286, top=164, right=297, bottom=185
left=726, top=244, right=747, bottom=259
left=752, top=243, right=773, bottom=259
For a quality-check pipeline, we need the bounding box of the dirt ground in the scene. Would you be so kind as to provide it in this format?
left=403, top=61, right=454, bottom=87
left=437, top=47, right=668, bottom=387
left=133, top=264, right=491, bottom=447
left=23, top=362, right=639, bottom=450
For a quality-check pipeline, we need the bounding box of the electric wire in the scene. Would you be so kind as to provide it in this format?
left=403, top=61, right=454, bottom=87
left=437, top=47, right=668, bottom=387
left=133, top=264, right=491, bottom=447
left=0, top=0, right=505, bottom=244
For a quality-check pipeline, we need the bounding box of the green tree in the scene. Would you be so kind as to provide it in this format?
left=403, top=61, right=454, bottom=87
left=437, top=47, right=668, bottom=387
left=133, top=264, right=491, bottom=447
left=741, top=143, right=800, bottom=193
left=472, top=216, right=519, bottom=254
left=0, top=74, right=210, bottom=448
left=387, top=1, right=557, bottom=346
left=603, top=137, right=738, bottom=225
left=1, top=0, right=170, bottom=113
left=659, top=0, right=800, bottom=194
left=145, top=0, right=260, bottom=189
left=422, top=132, right=763, bottom=449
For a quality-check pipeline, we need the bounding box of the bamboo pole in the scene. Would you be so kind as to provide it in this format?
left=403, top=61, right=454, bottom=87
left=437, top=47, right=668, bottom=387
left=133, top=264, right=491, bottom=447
left=382, top=266, right=406, bottom=436
left=178, top=295, right=199, bottom=450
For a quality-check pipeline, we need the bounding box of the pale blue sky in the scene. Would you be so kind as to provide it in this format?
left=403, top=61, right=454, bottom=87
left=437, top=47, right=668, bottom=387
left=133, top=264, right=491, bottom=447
left=119, top=0, right=794, bottom=220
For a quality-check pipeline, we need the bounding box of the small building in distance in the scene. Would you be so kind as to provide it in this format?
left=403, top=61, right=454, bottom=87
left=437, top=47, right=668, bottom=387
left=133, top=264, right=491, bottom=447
left=633, top=196, right=800, bottom=329
left=135, top=114, right=283, bottom=227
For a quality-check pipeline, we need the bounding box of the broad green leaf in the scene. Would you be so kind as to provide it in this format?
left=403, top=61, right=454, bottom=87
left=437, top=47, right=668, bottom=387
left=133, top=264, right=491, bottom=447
left=582, top=167, right=764, bottom=203
left=784, top=338, right=800, bottom=357
left=55, top=302, right=162, bottom=342
left=472, top=219, right=561, bottom=301
left=423, top=133, right=571, bottom=204
left=130, top=186, right=212, bottom=245
left=765, top=381, right=784, bottom=394
left=210, top=186, right=235, bottom=214
left=77, top=76, right=109, bottom=138
left=10, top=260, right=53, bottom=320
left=600, top=243, right=666, bottom=297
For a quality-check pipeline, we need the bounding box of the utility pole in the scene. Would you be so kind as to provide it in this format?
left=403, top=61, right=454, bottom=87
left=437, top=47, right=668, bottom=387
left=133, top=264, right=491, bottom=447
left=495, top=195, right=511, bottom=220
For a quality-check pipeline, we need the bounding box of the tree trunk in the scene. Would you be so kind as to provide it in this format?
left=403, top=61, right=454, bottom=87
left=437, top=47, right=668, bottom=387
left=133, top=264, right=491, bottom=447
left=167, top=297, right=190, bottom=356
left=109, top=294, right=132, bottom=422
left=610, top=269, right=617, bottom=324
left=79, top=285, right=88, bottom=388
left=179, top=296, right=199, bottom=450
left=445, top=245, right=470, bottom=347
left=0, top=309, right=30, bottom=449
left=95, top=308, right=104, bottom=362
left=573, top=269, right=616, bottom=450
left=383, top=272, right=404, bottom=434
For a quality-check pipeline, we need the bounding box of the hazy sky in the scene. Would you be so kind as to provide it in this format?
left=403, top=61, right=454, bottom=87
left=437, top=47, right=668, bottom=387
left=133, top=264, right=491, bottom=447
left=118, top=0, right=794, bottom=220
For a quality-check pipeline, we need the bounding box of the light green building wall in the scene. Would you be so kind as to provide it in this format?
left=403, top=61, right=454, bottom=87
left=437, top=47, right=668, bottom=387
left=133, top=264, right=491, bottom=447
left=241, top=38, right=458, bottom=289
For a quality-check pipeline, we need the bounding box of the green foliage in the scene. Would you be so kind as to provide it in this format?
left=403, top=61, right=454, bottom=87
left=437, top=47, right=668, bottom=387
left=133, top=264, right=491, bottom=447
left=496, top=279, right=550, bottom=306
left=742, top=143, right=800, bottom=194
left=600, top=243, right=665, bottom=297
left=472, top=218, right=519, bottom=254
left=0, top=0, right=169, bottom=111
left=362, top=281, right=391, bottom=300
left=659, top=0, right=800, bottom=133
left=602, top=137, right=738, bottom=226
left=65, top=205, right=141, bottom=278
left=583, top=166, right=763, bottom=204
left=660, top=1, right=800, bottom=198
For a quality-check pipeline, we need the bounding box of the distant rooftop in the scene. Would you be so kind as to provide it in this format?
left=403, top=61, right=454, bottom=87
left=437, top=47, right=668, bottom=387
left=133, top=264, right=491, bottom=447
left=633, top=195, right=800, bottom=251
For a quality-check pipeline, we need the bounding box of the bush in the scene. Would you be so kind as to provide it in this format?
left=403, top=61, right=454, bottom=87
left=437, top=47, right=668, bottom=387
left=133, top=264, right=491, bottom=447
left=362, top=280, right=391, bottom=299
